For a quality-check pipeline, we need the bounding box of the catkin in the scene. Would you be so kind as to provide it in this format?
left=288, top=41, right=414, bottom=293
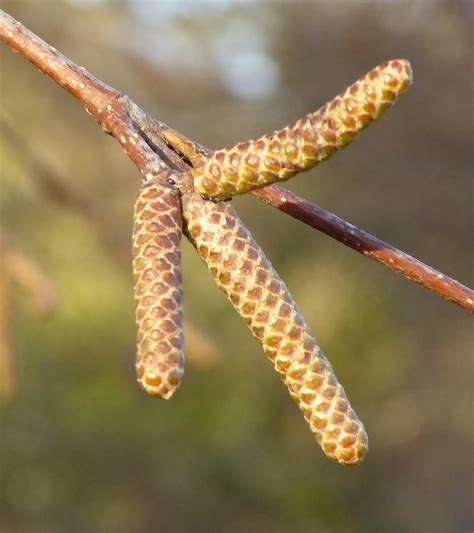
left=133, top=179, right=184, bottom=399
left=192, top=59, right=412, bottom=198
left=182, top=192, right=368, bottom=465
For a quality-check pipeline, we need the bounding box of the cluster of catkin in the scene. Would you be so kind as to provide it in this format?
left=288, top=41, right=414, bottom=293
left=132, top=60, right=412, bottom=465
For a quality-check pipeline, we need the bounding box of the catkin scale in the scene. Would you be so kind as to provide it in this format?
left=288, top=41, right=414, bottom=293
left=182, top=192, right=368, bottom=465
left=132, top=179, right=184, bottom=399
left=192, top=59, right=412, bottom=198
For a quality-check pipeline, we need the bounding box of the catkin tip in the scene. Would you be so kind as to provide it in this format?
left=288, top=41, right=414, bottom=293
left=137, top=367, right=182, bottom=400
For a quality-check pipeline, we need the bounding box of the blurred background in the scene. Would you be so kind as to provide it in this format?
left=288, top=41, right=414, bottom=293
left=0, top=1, right=472, bottom=531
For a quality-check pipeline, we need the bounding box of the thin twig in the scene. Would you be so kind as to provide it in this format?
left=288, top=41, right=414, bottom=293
left=252, top=186, right=473, bottom=311
left=1, top=9, right=472, bottom=313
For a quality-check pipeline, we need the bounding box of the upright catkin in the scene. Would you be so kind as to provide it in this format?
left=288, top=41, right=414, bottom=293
left=182, top=192, right=368, bottom=465
left=192, top=59, right=412, bottom=198
left=132, top=179, right=184, bottom=399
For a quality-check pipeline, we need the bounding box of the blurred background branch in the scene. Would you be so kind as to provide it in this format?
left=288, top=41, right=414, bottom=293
left=0, top=227, right=56, bottom=401
left=0, top=111, right=131, bottom=263
left=0, top=239, right=15, bottom=401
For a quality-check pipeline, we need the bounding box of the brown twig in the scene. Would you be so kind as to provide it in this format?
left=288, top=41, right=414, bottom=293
left=0, top=10, right=472, bottom=313
left=252, top=186, right=474, bottom=311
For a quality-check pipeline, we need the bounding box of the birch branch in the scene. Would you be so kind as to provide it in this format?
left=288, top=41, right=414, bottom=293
left=1, top=9, right=472, bottom=313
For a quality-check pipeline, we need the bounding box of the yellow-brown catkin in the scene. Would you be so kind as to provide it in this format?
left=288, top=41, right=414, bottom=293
left=182, top=192, right=368, bottom=465
left=133, top=179, right=184, bottom=399
left=192, top=59, right=412, bottom=198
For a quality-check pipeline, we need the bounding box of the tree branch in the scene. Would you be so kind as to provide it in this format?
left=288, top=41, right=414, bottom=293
left=1, top=9, right=472, bottom=313
left=252, top=186, right=473, bottom=310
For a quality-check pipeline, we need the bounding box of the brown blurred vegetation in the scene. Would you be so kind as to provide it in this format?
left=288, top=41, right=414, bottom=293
left=0, top=1, right=473, bottom=532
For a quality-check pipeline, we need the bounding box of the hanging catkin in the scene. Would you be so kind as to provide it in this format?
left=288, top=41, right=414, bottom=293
left=132, top=179, right=184, bottom=399
left=182, top=192, right=368, bottom=465
left=192, top=59, right=412, bottom=198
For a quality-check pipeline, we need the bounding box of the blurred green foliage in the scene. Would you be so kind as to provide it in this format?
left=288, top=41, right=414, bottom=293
left=0, top=1, right=472, bottom=532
